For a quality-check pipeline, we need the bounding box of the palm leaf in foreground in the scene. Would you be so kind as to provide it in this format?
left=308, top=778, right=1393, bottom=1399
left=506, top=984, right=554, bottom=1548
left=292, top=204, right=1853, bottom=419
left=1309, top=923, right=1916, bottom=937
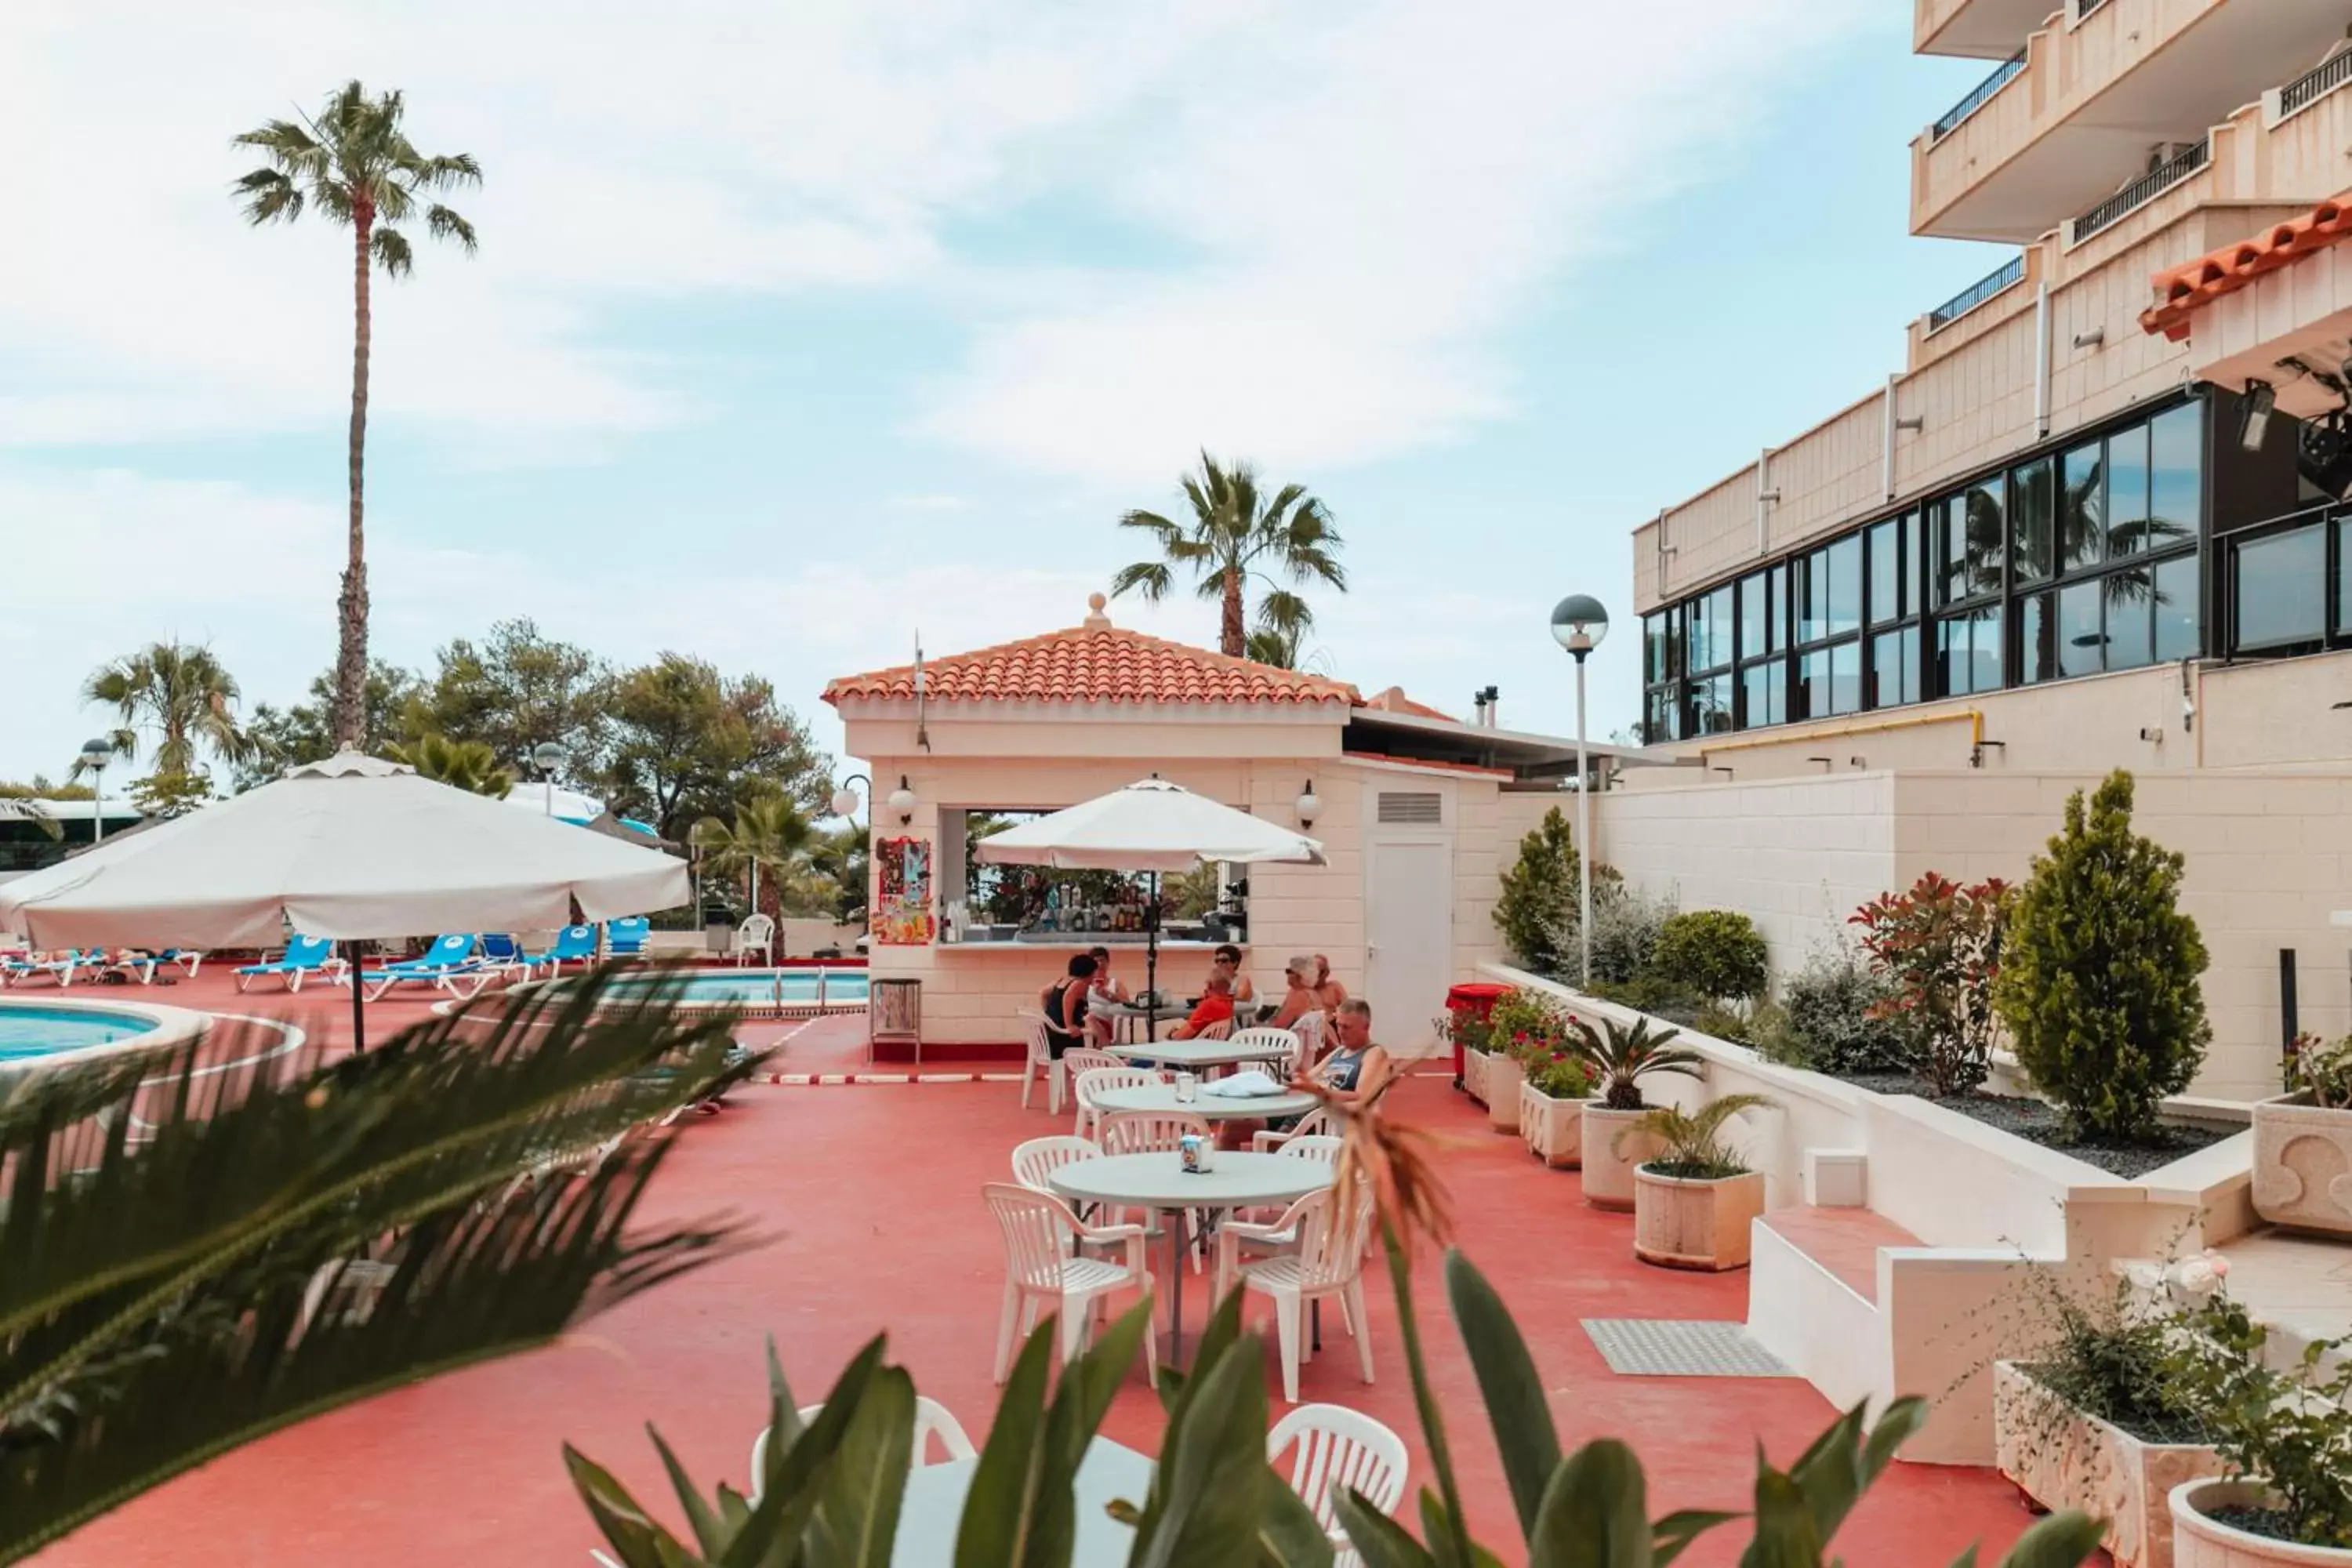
left=0, top=969, right=753, bottom=1563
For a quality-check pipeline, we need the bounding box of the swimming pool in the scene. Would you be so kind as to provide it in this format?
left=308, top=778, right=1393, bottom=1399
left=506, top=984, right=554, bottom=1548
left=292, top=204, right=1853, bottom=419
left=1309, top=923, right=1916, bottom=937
left=0, top=1003, right=163, bottom=1062
left=595, top=967, right=869, bottom=1015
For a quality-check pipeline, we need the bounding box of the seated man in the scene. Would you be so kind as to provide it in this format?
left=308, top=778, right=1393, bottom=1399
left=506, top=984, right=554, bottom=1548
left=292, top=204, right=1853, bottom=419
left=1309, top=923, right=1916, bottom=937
left=1169, top=972, right=1236, bottom=1040
left=1312, top=998, right=1389, bottom=1109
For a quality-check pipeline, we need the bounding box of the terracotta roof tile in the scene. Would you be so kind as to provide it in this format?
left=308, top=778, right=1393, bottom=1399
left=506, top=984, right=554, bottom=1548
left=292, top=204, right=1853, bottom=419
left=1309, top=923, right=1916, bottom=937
left=822, top=596, right=1360, bottom=709
left=2141, top=195, right=2352, bottom=341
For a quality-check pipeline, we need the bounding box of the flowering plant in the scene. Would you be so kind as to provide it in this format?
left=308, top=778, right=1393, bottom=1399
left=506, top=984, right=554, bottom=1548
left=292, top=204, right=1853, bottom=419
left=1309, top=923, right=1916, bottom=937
left=2285, top=1030, right=2352, bottom=1109
left=1849, top=872, right=2011, bottom=1097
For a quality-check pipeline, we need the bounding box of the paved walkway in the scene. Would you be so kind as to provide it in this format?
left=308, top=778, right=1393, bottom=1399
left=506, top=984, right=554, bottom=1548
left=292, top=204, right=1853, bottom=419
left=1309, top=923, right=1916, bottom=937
left=30, top=972, right=2051, bottom=1566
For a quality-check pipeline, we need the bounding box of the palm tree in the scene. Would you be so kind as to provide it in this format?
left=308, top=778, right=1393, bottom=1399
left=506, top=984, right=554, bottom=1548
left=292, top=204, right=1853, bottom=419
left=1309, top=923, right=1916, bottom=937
left=0, top=799, right=60, bottom=842
left=691, top=796, right=815, bottom=922
left=232, top=82, right=481, bottom=749
left=80, top=642, right=252, bottom=780
left=1111, top=452, right=1345, bottom=658
left=387, top=733, right=514, bottom=797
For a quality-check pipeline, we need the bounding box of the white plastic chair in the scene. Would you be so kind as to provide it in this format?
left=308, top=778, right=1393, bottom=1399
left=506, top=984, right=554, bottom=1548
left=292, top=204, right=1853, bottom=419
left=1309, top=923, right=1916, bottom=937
left=1269, top=1404, right=1410, bottom=1568
left=1218, top=1185, right=1377, bottom=1403
left=1014, top=1008, right=1067, bottom=1116
left=749, top=1396, right=976, bottom=1504
left=730, top=913, right=775, bottom=966
left=1229, top=1025, right=1304, bottom=1080
left=1073, top=1065, right=1160, bottom=1139
left=982, top=1182, right=1156, bottom=1385
left=1252, top=1106, right=1339, bottom=1153
left=1096, top=1109, right=1210, bottom=1156
left=1011, top=1134, right=1101, bottom=1193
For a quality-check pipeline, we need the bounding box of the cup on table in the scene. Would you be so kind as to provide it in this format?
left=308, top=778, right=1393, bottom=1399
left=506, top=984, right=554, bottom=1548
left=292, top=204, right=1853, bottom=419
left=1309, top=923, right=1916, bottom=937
left=1174, top=1071, right=1198, bottom=1103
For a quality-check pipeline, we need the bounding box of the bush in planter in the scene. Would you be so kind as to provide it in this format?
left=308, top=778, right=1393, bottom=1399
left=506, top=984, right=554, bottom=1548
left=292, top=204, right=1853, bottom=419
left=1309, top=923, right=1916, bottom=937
left=1487, top=987, right=1575, bottom=1056
left=1779, top=946, right=1911, bottom=1075
left=2162, top=1290, right=2352, bottom=1550
left=1849, top=871, right=2011, bottom=1097
left=1616, top=1091, right=1776, bottom=1178
left=2285, top=1029, right=2352, bottom=1108
left=1650, top=910, right=1769, bottom=1002
left=1570, top=1014, right=1704, bottom=1111
left=1493, top=806, right=1620, bottom=972
left=1523, top=1046, right=1597, bottom=1100
left=1992, top=771, right=2210, bottom=1143
left=1583, top=884, right=1676, bottom=987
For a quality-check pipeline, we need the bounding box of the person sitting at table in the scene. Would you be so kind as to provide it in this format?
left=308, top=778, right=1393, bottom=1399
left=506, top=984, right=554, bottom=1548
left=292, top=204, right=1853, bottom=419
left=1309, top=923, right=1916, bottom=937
left=1169, top=972, right=1236, bottom=1040
left=1040, top=953, right=1096, bottom=1058
left=1314, top=998, right=1389, bottom=1108
left=1312, top=953, right=1348, bottom=1013
left=1081, top=945, right=1130, bottom=1044
left=1210, top=943, right=1254, bottom=1005
left=1265, top=955, right=1322, bottom=1030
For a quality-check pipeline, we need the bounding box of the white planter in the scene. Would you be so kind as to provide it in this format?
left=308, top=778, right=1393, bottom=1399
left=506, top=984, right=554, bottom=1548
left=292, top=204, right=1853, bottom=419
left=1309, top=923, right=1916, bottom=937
left=1519, top=1083, right=1590, bottom=1168
left=1631, top=1166, right=1764, bottom=1271
left=2169, top=1479, right=2352, bottom=1566
left=1581, top=1103, right=1659, bottom=1212
left=1485, top=1052, right=1525, bottom=1134
left=2250, top=1095, right=2352, bottom=1237
left=1462, top=1047, right=1490, bottom=1107
left=1994, top=1362, right=2223, bottom=1568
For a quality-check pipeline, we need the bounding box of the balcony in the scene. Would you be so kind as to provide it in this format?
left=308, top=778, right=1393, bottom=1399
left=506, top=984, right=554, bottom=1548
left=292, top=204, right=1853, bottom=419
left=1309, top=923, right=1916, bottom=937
left=1925, top=253, right=2027, bottom=332
left=1911, top=0, right=2352, bottom=244
left=1915, top=0, right=2063, bottom=60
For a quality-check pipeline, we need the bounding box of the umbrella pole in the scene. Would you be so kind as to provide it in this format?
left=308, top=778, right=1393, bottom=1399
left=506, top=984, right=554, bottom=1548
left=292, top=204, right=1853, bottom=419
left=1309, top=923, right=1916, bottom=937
left=346, top=940, right=367, bottom=1054
left=1145, top=870, right=1160, bottom=1044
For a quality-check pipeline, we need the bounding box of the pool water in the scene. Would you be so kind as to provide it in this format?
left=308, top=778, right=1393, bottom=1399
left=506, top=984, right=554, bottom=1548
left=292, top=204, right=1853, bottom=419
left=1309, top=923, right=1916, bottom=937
left=0, top=1004, right=162, bottom=1062
left=601, top=969, right=869, bottom=1008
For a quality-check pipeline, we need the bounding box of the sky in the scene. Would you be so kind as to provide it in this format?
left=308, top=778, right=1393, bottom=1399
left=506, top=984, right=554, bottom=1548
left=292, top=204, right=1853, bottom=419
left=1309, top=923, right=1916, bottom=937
left=0, top=0, right=2013, bottom=791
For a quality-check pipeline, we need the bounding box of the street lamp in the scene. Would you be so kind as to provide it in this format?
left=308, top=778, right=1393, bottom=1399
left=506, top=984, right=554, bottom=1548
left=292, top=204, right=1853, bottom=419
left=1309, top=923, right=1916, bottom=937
left=78, top=738, right=114, bottom=845
left=829, top=771, right=871, bottom=822
left=532, top=742, right=568, bottom=818
left=1549, top=594, right=1611, bottom=988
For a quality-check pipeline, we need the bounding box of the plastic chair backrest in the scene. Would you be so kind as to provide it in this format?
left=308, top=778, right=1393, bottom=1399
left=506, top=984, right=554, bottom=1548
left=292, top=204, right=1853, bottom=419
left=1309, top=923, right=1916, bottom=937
left=982, top=1181, right=1082, bottom=1290
left=751, top=1398, right=976, bottom=1502
left=1196, top=1018, right=1233, bottom=1042
left=286, top=935, right=335, bottom=966
left=1267, top=1403, right=1409, bottom=1536
left=739, top=913, right=775, bottom=943
left=1014, top=1008, right=1053, bottom=1068
left=1098, top=1109, right=1211, bottom=1156
left=1011, top=1134, right=1101, bottom=1193
left=1062, top=1047, right=1123, bottom=1081
left=481, top=934, right=521, bottom=962
left=422, top=934, right=477, bottom=965
left=1277, top=1132, right=1344, bottom=1166
left=608, top=918, right=650, bottom=953
left=1074, top=1066, right=1157, bottom=1110
left=1294, top=1185, right=1374, bottom=1290
left=553, top=925, right=597, bottom=959
left=1228, top=1025, right=1301, bottom=1075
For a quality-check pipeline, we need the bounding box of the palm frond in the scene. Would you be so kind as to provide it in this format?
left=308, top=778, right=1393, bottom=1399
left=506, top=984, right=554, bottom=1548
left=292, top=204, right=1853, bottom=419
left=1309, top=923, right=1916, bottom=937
left=423, top=203, right=477, bottom=254
left=1114, top=510, right=1186, bottom=548
left=371, top=226, right=414, bottom=278
left=1109, top=561, right=1174, bottom=604
left=1252, top=588, right=1315, bottom=637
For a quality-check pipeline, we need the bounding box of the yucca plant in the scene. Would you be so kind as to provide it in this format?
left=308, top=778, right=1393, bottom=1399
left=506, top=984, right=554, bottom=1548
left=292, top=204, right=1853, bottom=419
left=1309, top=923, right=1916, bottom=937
left=1614, top=1092, right=1776, bottom=1180
left=0, top=969, right=750, bottom=1563
left=1570, top=1014, right=1706, bottom=1110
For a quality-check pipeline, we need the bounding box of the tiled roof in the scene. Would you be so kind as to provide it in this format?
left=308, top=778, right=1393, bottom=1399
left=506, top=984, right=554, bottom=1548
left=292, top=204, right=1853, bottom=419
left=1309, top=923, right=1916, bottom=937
left=822, top=594, right=1360, bottom=709
left=2141, top=195, right=2352, bottom=341
left=1362, top=685, right=1458, bottom=722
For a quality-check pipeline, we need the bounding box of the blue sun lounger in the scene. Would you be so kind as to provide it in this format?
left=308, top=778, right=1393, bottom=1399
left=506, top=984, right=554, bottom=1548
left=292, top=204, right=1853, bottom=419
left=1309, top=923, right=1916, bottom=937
left=520, top=924, right=597, bottom=975
left=235, top=935, right=341, bottom=993
left=1, top=949, right=100, bottom=988
left=361, top=934, right=497, bottom=1002
left=606, top=917, right=652, bottom=960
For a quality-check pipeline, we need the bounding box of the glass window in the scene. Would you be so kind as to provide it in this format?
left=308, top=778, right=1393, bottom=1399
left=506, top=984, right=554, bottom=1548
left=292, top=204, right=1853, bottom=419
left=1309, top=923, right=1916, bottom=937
left=1962, top=476, right=2005, bottom=598
left=2107, top=575, right=2154, bottom=673
left=1707, top=587, right=1733, bottom=670
left=1643, top=691, right=1666, bottom=744
left=1693, top=673, right=1734, bottom=735
left=2061, top=441, right=2104, bottom=572
left=1799, top=550, right=1831, bottom=643
left=2057, top=580, right=2103, bottom=680
left=1741, top=657, right=1786, bottom=728
left=2107, top=422, right=2151, bottom=554
left=2339, top=517, right=2352, bottom=637
left=1940, top=606, right=2003, bottom=695
left=1830, top=640, right=1861, bottom=715
left=2147, top=404, right=2201, bottom=549
left=1903, top=509, right=1925, bottom=615
left=2234, top=525, right=2326, bottom=649
left=1867, top=519, right=1900, bottom=626
left=1738, top=572, right=1770, bottom=662
left=2019, top=592, right=2055, bottom=684
left=2012, top=458, right=2055, bottom=583
left=1799, top=648, right=1833, bottom=720
left=1767, top=564, right=1787, bottom=648
left=2154, top=553, right=2199, bottom=662
left=1869, top=627, right=1918, bottom=708
left=1935, top=497, right=1969, bottom=606
left=1827, top=535, right=1862, bottom=636
left=1645, top=610, right=1677, bottom=684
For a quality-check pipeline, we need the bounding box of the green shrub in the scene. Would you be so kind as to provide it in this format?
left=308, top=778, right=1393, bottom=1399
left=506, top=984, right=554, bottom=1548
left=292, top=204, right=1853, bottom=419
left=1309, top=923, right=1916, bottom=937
left=1493, top=805, right=1619, bottom=975
left=1584, top=884, right=1675, bottom=986
left=1586, top=975, right=1703, bottom=1024
left=1780, top=947, right=1911, bottom=1076
left=1650, top=909, right=1768, bottom=1000
left=1487, top=987, right=1572, bottom=1054
left=1993, top=770, right=2209, bottom=1142
left=1850, top=871, right=2011, bottom=1097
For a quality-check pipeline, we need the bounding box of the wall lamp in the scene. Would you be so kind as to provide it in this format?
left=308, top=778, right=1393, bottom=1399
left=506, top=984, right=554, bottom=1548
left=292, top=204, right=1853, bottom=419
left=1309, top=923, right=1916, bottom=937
left=2241, top=379, right=2277, bottom=453
left=2073, top=328, right=2107, bottom=350
left=885, top=775, right=916, bottom=826
left=1295, top=780, right=1321, bottom=829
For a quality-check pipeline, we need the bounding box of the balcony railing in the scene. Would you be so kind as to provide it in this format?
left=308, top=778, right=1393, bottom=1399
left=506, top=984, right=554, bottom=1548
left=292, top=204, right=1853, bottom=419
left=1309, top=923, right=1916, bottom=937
left=1931, top=49, right=2026, bottom=141
left=2068, top=137, right=2209, bottom=243
left=2071, top=0, right=2111, bottom=21
left=2279, top=49, right=2352, bottom=120
left=1926, top=254, right=2027, bottom=331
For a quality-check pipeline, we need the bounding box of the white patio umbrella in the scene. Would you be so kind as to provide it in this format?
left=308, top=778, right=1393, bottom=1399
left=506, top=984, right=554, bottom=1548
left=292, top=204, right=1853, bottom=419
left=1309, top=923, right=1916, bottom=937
left=974, top=777, right=1323, bottom=1038
left=0, top=750, right=688, bottom=1049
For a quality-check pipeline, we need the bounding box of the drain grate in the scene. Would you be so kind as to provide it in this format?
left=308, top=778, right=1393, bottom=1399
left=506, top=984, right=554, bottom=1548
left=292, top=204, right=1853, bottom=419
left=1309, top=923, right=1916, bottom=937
left=1581, top=1319, right=1794, bottom=1378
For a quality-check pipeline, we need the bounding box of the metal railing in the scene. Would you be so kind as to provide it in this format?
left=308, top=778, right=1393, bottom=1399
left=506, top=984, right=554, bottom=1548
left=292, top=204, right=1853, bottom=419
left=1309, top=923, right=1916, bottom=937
left=1926, top=254, right=2026, bottom=331
left=2280, top=49, right=2352, bottom=120
left=1931, top=50, right=2025, bottom=140
left=2071, top=0, right=2111, bottom=21
left=2070, top=137, right=2209, bottom=243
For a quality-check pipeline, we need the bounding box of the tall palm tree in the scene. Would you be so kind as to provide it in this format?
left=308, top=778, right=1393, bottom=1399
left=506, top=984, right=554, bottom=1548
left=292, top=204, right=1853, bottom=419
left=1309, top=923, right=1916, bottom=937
left=1111, top=452, right=1345, bottom=658
left=691, top=797, right=815, bottom=922
left=387, top=732, right=514, bottom=797
left=80, top=642, right=252, bottom=780
left=232, top=82, right=481, bottom=749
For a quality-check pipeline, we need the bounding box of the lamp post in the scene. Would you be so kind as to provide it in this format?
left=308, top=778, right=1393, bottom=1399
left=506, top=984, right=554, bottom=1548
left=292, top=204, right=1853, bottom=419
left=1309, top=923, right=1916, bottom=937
left=78, top=739, right=114, bottom=845
left=532, top=742, right=568, bottom=818
left=829, top=771, right=871, bottom=823
left=1549, top=594, right=1610, bottom=987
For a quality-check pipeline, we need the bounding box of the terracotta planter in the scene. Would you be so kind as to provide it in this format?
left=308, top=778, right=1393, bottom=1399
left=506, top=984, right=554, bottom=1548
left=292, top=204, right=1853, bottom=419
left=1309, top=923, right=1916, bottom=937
left=1994, top=1362, right=2223, bottom=1568
left=1631, top=1166, right=1764, bottom=1271
left=1485, top=1053, right=1525, bottom=1134
left=1581, top=1103, right=1661, bottom=1212
left=2250, top=1095, right=2352, bottom=1237
left=1461, top=1047, right=1490, bottom=1107
left=1519, top=1083, right=1589, bottom=1168
left=2169, top=1479, right=2352, bottom=1566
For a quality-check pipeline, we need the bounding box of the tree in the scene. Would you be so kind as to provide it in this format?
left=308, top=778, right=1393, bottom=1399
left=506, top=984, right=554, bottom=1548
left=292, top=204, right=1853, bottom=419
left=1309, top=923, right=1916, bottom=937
left=388, top=732, right=514, bottom=797
left=127, top=771, right=216, bottom=819
left=1245, top=625, right=1302, bottom=669
left=691, top=795, right=815, bottom=923
left=232, top=82, right=481, bottom=748
left=80, top=642, right=252, bottom=785
left=403, top=619, right=611, bottom=777
left=806, top=822, right=870, bottom=924
left=1111, top=451, right=1345, bottom=657
left=599, top=655, right=830, bottom=842
left=241, top=659, right=421, bottom=787
left=1493, top=806, right=1610, bottom=975
left=0, top=799, right=62, bottom=842
left=1849, top=872, right=2011, bottom=1098
left=1994, top=770, right=2210, bottom=1141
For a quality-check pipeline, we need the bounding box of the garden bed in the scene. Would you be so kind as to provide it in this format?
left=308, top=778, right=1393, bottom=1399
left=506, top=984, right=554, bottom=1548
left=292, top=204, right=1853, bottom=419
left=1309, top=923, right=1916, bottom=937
left=1843, top=1074, right=2226, bottom=1178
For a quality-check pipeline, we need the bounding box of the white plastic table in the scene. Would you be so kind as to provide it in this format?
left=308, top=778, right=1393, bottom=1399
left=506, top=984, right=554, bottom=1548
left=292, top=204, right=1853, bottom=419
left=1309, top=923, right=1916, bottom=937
left=1106, top=1037, right=1293, bottom=1072
left=1091, top=1083, right=1319, bottom=1123
left=1092, top=1002, right=1189, bottom=1045
left=891, top=1438, right=1152, bottom=1566
left=1048, top=1151, right=1334, bottom=1364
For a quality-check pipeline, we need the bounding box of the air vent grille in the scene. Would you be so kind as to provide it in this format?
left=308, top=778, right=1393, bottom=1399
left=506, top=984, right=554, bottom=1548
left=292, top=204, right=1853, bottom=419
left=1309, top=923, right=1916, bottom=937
left=1377, top=792, right=1443, bottom=825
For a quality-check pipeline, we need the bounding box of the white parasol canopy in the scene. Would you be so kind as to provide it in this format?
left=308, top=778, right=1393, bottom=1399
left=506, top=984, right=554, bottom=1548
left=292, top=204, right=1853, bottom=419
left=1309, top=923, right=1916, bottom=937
left=0, top=751, right=688, bottom=949
left=505, top=781, right=606, bottom=822
left=972, top=778, right=1324, bottom=873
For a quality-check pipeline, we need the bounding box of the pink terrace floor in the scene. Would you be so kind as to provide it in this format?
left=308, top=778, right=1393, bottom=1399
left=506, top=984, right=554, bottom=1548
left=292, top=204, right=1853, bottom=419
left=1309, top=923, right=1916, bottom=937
left=34, top=976, right=2054, bottom=1567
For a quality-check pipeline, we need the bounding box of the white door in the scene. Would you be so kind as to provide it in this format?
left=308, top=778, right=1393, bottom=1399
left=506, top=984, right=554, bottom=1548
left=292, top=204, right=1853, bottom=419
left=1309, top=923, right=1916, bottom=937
left=1364, top=837, right=1454, bottom=1058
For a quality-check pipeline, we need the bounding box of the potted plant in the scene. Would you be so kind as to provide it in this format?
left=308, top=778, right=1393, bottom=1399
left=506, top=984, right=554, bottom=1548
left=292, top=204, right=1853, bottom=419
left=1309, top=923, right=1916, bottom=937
left=1570, top=1014, right=1705, bottom=1212
left=1480, top=989, right=1574, bottom=1136
left=1617, top=1092, right=1773, bottom=1270
left=2251, top=1031, right=2352, bottom=1236
left=1993, top=1258, right=2227, bottom=1568
left=1519, top=1047, right=1599, bottom=1169
left=1444, top=1004, right=1494, bottom=1107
